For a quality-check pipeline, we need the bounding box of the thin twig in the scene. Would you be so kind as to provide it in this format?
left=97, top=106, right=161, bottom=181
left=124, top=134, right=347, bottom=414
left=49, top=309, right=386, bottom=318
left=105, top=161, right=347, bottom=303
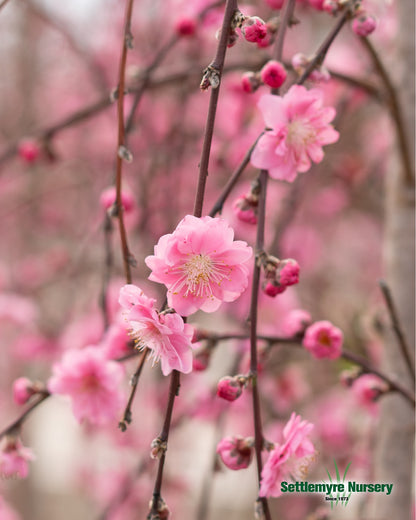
left=378, top=279, right=415, bottom=384
left=360, top=37, right=415, bottom=187
left=193, top=0, right=238, bottom=217
left=0, top=392, right=50, bottom=440
left=114, top=0, right=136, bottom=285
left=119, top=349, right=149, bottom=431
left=297, top=5, right=353, bottom=85
left=0, top=0, right=12, bottom=11
left=99, top=214, right=114, bottom=330
left=249, top=169, right=272, bottom=520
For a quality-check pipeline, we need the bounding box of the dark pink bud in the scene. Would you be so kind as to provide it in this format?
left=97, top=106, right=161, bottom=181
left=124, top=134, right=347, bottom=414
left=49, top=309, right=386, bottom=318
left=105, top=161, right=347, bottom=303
left=216, top=436, right=253, bottom=470
left=18, top=139, right=40, bottom=163
left=233, top=196, right=258, bottom=224
left=277, top=259, right=300, bottom=286
left=352, top=14, right=377, bottom=37
left=262, top=280, right=286, bottom=297
left=242, top=17, right=267, bottom=43
left=217, top=376, right=243, bottom=402
left=100, top=186, right=135, bottom=213
left=260, top=60, right=287, bottom=89
left=175, top=17, right=197, bottom=36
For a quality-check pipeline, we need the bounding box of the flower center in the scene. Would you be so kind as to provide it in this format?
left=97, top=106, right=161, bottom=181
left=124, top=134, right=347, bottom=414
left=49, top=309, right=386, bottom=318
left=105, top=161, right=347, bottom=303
left=318, top=330, right=331, bottom=347
left=184, top=254, right=213, bottom=286
left=286, top=119, right=316, bottom=148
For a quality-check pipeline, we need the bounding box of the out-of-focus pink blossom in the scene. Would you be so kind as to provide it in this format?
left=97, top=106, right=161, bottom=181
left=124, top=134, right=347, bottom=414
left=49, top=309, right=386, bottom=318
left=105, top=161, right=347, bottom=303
left=352, top=13, right=377, bottom=37
left=282, top=309, right=312, bottom=336
left=216, top=436, right=253, bottom=470
left=0, top=438, right=35, bottom=479
left=259, top=413, right=315, bottom=497
left=302, top=320, right=343, bottom=359
left=119, top=284, right=194, bottom=375
left=217, top=376, right=243, bottom=402
left=12, top=378, right=35, bottom=405
left=175, top=17, right=197, bottom=36
left=0, top=293, right=38, bottom=326
left=17, top=138, right=40, bottom=163
left=100, top=186, right=135, bottom=213
left=100, top=323, right=131, bottom=360
left=233, top=195, right=258, bottom=224
left=351, top=374, right=388, bottom=411
left=0, top=497, right=21, bottom=520
left=47, top=346, right=125, bottom=425
left=251, top=86, right=339, bottom=182
left=145, top=215, right=252, bottom=316
left=241, top=17, right=267, bottom=43
left=260, top=60, right=287, bottom=89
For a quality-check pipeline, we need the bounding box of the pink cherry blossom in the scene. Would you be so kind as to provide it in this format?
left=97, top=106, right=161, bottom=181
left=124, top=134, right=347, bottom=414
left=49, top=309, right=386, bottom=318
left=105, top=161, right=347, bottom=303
left=145, top=215, right=252, bottom=316
left=302, top=320, right=343, bottom=359
left=0, top=438, right=35, bottom=479
left=119, top=284, right=194, bottom=375
left=259, top=413, right=315, bottom=497
left=251, top=85, right=339, bottom=182
left=47, top=346, right=125, bottom=425
left=216, top=436, right=253, bottom=470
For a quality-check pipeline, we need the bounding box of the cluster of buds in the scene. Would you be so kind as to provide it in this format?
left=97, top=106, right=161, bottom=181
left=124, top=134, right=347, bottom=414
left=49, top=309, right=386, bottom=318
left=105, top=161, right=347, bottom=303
left=216, top=436, right=254, bottom=470
left=241, top=59, right=287, bottom=93
left=291, top=53, right=330, bottom=83
left=233, top=180, right=260, bottom=223
left=12, top=377, right=47, bottom=406
left=259, top=253, right=300, bottom=297
left=217, top=374, right=250, bottom=402
left=217, top=11, right=278, bottom=50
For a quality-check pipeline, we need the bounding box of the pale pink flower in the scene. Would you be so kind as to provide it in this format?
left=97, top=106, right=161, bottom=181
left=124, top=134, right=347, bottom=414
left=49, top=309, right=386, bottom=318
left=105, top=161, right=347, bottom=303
left=217, top=436, right=253, bottom=470
left=259, top=413, right=315, bottom=497
left=47, top=347, right=125, bottom=425
left=0, top=438, right=35, bottom=479
left=119, top=284, right=194, bottom=375
left=302, top=320, right=343, bottom=359
left=251, top=86, right=339, bottom=182
left=145, top=216, right=252, bottom=316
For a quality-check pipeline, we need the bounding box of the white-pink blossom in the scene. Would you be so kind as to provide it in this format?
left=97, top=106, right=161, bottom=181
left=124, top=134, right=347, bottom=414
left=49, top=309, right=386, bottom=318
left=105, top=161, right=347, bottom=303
left=145, top=216, right=252, bottom=316
left=47, top=347, right=125, bottom=425
left=251, top=85, right=339, bottom=182
left=119, top=284, right=194, bottom=375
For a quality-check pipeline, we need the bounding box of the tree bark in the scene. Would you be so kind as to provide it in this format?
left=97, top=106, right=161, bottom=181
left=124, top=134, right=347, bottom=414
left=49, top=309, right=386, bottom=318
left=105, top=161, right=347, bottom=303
left=367, top=2, right=415, bottom=519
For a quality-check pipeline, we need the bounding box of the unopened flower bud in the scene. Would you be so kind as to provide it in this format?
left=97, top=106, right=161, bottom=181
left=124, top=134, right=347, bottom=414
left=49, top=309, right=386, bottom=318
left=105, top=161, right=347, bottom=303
left=175, top=17, right=197, bottom=36
left=241, top=71, right=261, bottom=94
left=260, top=60, right=287, bottom=89
left=100, top=186, right=135, bottom=214
left=150, top=437, right=167, bottom=460
left=351, top=374, right=388, bottom=404
left=13, top=377, right=35, bottom=405
left=118, top=145, right=133, bottom=163
left=262, top=280, right=286, bottom=297
left=18, top=138, right=40, bottom=163
left=242, top=17, right=267, bottom=43
left=352, top=13, right=377, bottom=37
left=216, top=436, right=253, bottom=470
left=277, top=259, right=300, bottom=286
left=217, top=376, right=243, bottom=401
left=322, top=0, right=341, bottom=15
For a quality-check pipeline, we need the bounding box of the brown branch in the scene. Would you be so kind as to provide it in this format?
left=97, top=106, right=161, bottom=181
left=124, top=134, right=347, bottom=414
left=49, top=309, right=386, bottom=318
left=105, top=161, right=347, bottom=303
left=378, top=279, right=415, bottom=384
left=193, top=0, right=238, bottom=218
left=0, top=392, right=50, bottom=440
left=248, top=170, right=272, bottom=520
left=114, top=0, right=136, bottom=285
left=0, top=0, right=12, bottom=11
left=360, top=37, right=415, bottom=187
